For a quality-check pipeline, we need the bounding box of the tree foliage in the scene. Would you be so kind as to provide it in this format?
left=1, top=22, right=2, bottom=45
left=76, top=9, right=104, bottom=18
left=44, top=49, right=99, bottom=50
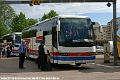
left=0, top=1, right=14, bottom=37
left=0, top=19, right=9, bottom=37
left=10, top=12, right=28, bottom=32
left=10, top=12, right=38, bottom=32
left=41, top=10, right=59, bottom=21
left=27, top=18, right=38, bottom=27
left=0, top=1, right=15, bottom=27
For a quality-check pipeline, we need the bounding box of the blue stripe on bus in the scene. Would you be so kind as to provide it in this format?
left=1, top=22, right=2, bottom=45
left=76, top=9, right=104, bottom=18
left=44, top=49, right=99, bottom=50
left=36, top=40, right=40, bottom=43
left=11, top=52, right=19, bottom=55
left=50, top=56, right=95, bottom=61
left=29, top=52, right=38, bottom=56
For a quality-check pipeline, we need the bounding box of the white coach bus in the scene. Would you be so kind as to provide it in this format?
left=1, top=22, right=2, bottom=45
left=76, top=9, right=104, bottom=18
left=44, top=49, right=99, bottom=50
left=22, top=15, right=102, bottom=66
left=0, top=32, right=22, bottom=56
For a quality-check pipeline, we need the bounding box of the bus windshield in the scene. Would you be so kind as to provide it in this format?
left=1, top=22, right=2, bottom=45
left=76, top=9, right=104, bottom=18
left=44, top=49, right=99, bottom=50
left=15, top=34, right=21, bottom=44
left=59, top=18, right=94, bottom=46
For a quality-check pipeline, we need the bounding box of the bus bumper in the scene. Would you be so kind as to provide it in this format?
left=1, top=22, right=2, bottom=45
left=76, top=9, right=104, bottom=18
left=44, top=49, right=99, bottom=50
left=50, top=56, right=95, bottom=64
left=11, top=52, right=19, bottom=56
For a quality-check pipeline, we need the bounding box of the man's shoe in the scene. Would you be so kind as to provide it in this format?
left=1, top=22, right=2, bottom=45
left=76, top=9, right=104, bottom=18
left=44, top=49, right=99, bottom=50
left=19, top=68, right=22, bottom=70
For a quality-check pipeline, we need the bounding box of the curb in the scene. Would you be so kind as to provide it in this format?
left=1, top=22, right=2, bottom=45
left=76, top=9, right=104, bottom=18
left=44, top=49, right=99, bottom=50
left=90, top=63, right=120, bottom=69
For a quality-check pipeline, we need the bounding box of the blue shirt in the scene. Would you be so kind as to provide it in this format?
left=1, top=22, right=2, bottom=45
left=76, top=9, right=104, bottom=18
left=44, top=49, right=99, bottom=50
left=18, top=44, right=26, bottom=53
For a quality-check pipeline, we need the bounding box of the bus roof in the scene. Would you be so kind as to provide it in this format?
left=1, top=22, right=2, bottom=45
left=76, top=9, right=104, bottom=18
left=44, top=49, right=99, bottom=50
left=12, top=32, right=22, bottom=34
left=1, top=34, right=11, bottom=37
left=22, top=15, right=90, bottom=32
left=0, top=32, right=22, bottom=39
left=58, top=15, right=90, bottom=19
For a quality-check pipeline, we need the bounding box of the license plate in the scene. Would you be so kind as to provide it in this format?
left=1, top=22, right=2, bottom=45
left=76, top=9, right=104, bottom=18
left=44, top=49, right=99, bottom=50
left=75, top=60, right=82, bottom=63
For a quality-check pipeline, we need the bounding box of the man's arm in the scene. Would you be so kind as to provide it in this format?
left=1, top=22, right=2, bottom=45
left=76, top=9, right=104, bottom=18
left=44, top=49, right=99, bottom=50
left=18, top=44, right=21, bottom=53
left=44, top=45, right=49, bottom=57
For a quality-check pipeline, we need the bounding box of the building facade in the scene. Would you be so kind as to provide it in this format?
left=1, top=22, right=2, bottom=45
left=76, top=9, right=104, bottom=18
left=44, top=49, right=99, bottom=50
left=93, top=25, right=108, bottom=46
left=93, top=17, right=120, bottom=46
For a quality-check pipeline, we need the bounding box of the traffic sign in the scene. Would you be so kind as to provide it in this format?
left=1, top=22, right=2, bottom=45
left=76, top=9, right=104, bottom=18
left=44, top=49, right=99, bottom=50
left=32, top=0, right=40, bottom=5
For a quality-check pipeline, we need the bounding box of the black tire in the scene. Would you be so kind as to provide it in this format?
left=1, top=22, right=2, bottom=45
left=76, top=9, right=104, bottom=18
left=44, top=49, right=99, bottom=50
left=75, top=63, right=81, bottom=66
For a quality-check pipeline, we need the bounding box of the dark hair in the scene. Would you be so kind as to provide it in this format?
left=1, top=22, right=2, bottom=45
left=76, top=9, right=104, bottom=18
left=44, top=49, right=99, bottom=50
left=40, top=40, right=44, bottom=44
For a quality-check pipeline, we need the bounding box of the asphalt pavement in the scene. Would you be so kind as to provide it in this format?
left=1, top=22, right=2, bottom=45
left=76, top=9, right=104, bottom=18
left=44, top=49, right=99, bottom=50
left=0, top=54, right=120, bottom=80
left=94, top=54, right=120, bottom=69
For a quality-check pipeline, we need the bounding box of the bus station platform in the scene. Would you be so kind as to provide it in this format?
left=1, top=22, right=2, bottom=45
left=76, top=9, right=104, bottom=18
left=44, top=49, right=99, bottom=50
left=94, top=54, right=120, bottom=69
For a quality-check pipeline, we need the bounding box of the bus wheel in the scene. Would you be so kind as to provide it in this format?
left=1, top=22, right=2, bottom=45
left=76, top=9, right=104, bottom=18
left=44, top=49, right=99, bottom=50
left=50, top=63, right=58, bottom=67
left=75, top=63, right=81, bottom=66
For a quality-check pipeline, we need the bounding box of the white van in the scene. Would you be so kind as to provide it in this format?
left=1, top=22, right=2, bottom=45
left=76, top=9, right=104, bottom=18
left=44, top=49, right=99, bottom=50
left=96, top=46, right=104, bottom=53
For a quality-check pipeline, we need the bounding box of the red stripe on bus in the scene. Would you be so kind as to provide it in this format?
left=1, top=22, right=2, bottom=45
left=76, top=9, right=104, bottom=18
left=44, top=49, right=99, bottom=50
left=50, top=52, right=91, bottom=56
left=50, top=52, right=58, bottom=55
left=68, top=52, right=90, bottom=56
left=36, top=36, right=43, bottom=40
left=29, top=49, right=38, bottom=53
left=27, top=48, right=90, bottom=56
left=23, top=38, right=31, bottom=49
left=23, top=38, right=30, bottom=42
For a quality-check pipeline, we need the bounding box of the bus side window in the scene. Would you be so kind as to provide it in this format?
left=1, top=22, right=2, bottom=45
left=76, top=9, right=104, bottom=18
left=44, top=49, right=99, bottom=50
left=43, top=31, right=47, bottom=42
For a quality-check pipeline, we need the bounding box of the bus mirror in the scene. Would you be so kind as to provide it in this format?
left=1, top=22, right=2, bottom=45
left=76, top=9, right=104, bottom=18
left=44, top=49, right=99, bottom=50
left=56, top=20, right=60, bottom=31
left=92, top=22, right=95, bottom=25
left=93, top=22, right=103, bottom=33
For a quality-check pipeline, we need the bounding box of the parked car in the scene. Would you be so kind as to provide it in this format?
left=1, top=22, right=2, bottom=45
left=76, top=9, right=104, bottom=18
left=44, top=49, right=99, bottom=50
left=96, top=46, right=104, bottom=53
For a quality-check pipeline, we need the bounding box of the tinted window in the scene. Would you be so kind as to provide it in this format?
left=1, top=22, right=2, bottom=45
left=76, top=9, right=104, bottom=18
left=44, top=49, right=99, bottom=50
left=15, top=34, right=21, bottom=44
left=15, top=45, right=19, bottom=47
left=59, top=18, right=94, bottom=45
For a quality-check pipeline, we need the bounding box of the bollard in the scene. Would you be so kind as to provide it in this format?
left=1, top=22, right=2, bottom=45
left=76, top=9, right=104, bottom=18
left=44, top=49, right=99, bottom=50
left=104, top=47, right=110, bottom=63
left=104, top=53, right=110, bottom=63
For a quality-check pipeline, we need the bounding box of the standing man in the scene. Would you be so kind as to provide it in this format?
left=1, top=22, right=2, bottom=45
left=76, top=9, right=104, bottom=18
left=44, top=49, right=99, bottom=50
left=6, top=45, right=11, bottom=58
left=38, top=40, right=49, bottom=71
left=18, top=40, right=26, bottom=69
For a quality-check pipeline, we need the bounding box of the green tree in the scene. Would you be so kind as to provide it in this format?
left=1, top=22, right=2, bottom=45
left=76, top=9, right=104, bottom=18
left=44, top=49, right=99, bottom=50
left=27, top=18, right=38, bottom=26
left=10, top=12, right=28, bottom=32
left=41, top=13, right=49, bottom=21
left=0, top=19, right=9, bottom=37
left=0, top=1, right=15, bottom=27
left=41, top=10, right=58, bottom=21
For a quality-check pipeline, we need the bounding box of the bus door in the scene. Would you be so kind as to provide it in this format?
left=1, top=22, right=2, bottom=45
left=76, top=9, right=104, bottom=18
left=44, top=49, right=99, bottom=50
left=52, top=27, right=58, bottom=64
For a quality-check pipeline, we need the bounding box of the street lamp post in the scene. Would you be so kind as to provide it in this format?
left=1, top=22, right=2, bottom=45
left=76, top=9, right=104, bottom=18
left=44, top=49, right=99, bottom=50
left=107, top=0, right=117, bottom=66
left=113, top=0, right=117, bottom=66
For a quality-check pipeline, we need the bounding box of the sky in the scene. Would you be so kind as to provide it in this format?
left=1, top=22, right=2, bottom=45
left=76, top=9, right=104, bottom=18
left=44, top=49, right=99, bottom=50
left=8, top=0, right=120, bottom=25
